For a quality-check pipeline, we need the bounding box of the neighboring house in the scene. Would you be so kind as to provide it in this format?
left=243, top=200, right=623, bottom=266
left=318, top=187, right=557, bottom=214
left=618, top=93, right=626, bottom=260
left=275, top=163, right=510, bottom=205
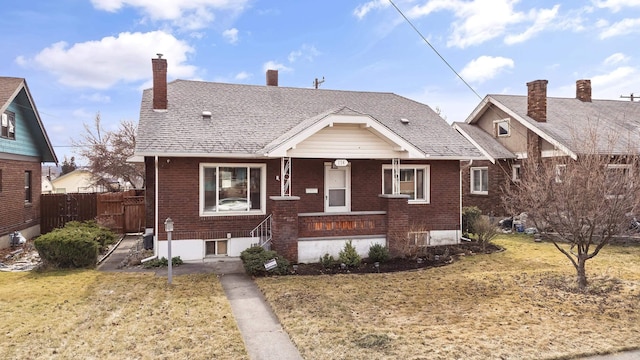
left=134, top=56, right=483, bottom=263
left=41, top=175, right=54, bottom=194
left=453, top=79, right=640, bottom=217
left=0, top=77, right=58, bottom=248
left=51, top=168, right=126, bottom=193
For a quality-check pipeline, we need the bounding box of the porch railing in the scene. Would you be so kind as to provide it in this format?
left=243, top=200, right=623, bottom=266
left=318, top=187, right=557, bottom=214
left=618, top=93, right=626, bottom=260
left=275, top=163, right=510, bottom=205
left=251, top=214, right=272, bottom=250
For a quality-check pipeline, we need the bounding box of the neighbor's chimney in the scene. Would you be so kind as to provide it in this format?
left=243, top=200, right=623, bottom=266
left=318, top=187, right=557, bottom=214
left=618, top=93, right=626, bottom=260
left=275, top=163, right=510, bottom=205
left=152, top=54, right=168, bottom=110
left=576, top=79, right=592, bottom=102
left=527, top=79, right=548, bottom=122
left=266, top=69, right=278, bottom=86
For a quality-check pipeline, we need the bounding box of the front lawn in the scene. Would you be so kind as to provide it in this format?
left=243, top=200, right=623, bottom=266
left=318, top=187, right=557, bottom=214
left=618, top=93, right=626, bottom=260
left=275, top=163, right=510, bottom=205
left=0, top=271, right=247, bottom=359
left=256, top=235, right=640, bottom=359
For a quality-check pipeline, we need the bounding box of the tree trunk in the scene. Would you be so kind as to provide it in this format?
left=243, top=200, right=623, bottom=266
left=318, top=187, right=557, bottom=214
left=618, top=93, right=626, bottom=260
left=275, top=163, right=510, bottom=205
left=577, top=256, right=587, bottom=290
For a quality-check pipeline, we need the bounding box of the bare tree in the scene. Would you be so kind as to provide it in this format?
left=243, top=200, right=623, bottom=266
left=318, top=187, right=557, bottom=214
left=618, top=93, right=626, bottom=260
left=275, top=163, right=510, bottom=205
left=503, top=128, right=640, bottom=290
left=73, top=113, right=144, bottom=189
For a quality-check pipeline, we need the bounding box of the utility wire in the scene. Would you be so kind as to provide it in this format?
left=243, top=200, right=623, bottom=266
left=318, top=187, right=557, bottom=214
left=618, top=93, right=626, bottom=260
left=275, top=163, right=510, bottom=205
left=388, top=0, right=484, bottom=102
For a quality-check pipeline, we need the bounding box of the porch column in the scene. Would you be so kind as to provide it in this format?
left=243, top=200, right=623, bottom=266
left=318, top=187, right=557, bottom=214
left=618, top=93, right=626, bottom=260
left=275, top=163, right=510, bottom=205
left=380, top=194, right=410, bottom=257
left=270, top=196, right=300, bottom=263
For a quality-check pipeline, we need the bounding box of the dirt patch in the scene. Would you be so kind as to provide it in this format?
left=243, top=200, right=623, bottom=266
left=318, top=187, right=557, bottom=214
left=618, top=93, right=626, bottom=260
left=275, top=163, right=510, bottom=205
left=291, top=240, right=502, bottom=275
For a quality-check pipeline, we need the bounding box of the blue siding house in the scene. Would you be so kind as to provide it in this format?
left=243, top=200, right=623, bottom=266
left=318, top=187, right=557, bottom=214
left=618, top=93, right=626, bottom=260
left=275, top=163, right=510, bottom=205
left=0, top=77, right=57, bottom=248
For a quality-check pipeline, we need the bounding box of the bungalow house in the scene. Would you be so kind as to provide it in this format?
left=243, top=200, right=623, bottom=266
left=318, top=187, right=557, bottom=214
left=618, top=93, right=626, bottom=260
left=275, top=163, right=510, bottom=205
left=0, top=77, right=58, bottom=248
left=134, top=56, right=483, bottom=263
left=51, top=168, right=127, bottom=193
left=453, top=79, right=640, bottom=217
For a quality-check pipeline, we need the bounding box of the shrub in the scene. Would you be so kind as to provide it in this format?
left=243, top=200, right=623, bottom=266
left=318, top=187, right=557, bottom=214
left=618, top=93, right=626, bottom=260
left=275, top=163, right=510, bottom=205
left=34, top=233, right=98, bottom=269
left=339, top=240, right=361, bottom=267
left=33, top=221, right=117, bottom=269
left=368, top=243, right=390, bottom=263
left=143, top=256, right=183, bottom=268
left=319, top=253, right=336, bottom=268
left=473, top=216, right=499, bottom=251
left=240, top=246, right=290, bottom=276
left=462, top=206, right=482, bottom=236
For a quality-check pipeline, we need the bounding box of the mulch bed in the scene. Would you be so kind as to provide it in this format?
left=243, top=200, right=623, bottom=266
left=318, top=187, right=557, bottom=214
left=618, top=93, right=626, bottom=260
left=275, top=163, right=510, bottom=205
left=291, top=241, right=503, bottom=275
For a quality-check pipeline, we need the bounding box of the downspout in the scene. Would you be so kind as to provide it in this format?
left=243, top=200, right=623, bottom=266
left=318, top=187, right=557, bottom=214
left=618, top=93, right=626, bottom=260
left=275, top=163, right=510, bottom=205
left=141, top=155, right=159, bottom=263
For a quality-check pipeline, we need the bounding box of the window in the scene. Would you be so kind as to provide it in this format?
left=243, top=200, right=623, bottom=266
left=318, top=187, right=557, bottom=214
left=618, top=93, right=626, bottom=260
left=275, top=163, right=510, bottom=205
left=470, top=167, right=488, bottom=194
left=382, top=165, right=430, bottom=203
left=205, top=240, right=228, bottom=255
left=200, top=163, right=266, bottom=215
left=409, top=231, right=430, bottom=247
left=24, top=171, right=32, bottom=203
left=512, top=164, right=521, bottom=182
left=494, top=119, right=509, bottom=137
left=1, top=112, right=16, bottom=140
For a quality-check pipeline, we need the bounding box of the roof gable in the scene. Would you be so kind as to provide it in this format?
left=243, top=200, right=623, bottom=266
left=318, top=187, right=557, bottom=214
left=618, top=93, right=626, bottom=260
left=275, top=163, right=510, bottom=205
left=0, top=77, right=58, bottom=163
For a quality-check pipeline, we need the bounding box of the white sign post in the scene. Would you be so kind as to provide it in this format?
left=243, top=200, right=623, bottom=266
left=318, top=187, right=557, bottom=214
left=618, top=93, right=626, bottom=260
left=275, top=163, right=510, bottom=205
left=164, top=217, right=174, bottom=285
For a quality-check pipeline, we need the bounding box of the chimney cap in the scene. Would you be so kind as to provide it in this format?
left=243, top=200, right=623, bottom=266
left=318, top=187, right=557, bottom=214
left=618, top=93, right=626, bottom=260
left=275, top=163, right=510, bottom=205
left=156, top=53, right=163, bottom=59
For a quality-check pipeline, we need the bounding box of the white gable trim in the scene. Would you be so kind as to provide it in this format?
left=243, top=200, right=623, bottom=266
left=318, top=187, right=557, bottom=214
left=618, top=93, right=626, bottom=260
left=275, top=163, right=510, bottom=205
left=264, top=114, right=425, bottom=158
left=468, top=96, right=577, bottom=160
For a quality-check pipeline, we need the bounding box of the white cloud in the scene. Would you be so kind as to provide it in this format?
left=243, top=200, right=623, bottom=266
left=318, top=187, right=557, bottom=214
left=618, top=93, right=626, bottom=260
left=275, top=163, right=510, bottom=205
left=591, top=66, right=638, bottom=98
left=223, top=28, right=239, bottom=44
left=406, top=0, right=566, bottom=48
left=21, top=31, right=196, bottom=89
left=288, top=44, right=320, bottom=63
left=504, top=5, right=560, bottom=44
left=353, top=0, right=390, bottom=19
left=262, top=61, right=292, bottom=73
left=599, top=18, right=640, bottom=38
left=603, top=53, right=630, bottom=66
left=80, top=93, right=112, bottom=103
left=235, top=71, right=250, bottom=80
left=593, top=0, right=640, bottom=12
left=91, top=0, right=249, bottom=30
left=459, top=55, right=514, bottom=83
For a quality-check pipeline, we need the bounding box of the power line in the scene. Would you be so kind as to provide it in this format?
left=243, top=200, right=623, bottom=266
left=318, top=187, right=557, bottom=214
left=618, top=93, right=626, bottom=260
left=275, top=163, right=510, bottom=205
left=388, top=0, right=484, bottom=102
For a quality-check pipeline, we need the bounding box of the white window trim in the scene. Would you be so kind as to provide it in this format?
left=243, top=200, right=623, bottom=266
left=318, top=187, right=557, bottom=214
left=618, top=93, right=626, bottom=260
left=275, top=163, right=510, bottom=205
left=381, top=164, right=430, bottom=204
left=494, top=118, right=510, bottom=137
left=470, top=167, right=488, bottom=195
left=199, top=163, right=267, bottom=217
left=512, top=164, right=521, bottom=182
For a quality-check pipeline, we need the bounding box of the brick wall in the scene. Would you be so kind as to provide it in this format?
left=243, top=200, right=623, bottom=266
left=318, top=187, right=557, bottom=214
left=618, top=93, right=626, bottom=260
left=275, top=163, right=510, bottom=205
left=149, top=157, right=462, bottom=240
left=0, top=159, right=41, bottom=237
left=461, top=159, right=515, bottom=217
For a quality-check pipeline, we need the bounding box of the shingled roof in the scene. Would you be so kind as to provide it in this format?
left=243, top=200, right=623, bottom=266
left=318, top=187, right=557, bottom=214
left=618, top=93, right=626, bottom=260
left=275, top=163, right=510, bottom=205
left=488, top=94, right=640, bottom=155
left=135, top=79, right=483, bottom=159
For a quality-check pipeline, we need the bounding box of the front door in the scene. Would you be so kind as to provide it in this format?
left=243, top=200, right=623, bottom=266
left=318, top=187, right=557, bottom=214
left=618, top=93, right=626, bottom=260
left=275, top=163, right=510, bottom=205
left=324, top=163, right=351, bottom=212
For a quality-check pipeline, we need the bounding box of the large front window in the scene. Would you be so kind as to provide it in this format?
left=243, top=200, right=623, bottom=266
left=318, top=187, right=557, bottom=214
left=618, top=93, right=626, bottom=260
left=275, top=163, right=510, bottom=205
left=200, top=163, right=266, bottom=215
left=382, top=165, right=429, bottom=203
left=470, top=167, right=488, bottom=195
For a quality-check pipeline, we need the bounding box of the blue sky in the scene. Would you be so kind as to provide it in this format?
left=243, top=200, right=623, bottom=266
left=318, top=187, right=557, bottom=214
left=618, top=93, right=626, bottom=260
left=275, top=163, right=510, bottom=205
left=3, top=0, right=639, bottom=164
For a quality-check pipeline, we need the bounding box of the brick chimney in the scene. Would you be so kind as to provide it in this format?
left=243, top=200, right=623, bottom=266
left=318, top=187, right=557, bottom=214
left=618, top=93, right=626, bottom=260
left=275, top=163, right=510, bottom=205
left=527, top=79, right=548, bottom=122
left=266, top=69, right=278, bottom=86
left=152, top=54, right=167, bottom=110
left=576, top=79, right=591, bottom=102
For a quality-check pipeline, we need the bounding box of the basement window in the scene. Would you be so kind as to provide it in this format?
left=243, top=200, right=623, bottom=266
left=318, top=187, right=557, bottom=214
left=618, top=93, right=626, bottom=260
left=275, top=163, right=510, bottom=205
left=205, top=239, right=228, bottom=256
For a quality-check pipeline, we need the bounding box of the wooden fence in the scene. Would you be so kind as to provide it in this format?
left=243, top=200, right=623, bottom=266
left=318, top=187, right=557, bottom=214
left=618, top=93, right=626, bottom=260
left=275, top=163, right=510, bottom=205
left=40, top=190, right=145, bottom=234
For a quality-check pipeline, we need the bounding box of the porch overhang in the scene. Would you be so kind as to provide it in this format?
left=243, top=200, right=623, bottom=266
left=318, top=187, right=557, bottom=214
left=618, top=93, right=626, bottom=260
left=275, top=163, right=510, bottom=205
left=262, top=114, right=426, bottom=159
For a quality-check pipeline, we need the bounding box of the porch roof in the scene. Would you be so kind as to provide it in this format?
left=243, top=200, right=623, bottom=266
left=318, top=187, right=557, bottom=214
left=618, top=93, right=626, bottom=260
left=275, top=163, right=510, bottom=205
left=135, top=80, right=483, bottom=160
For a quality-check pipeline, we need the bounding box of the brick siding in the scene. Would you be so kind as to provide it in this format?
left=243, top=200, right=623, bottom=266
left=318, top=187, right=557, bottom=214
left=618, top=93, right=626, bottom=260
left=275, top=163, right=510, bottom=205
left=0, top=159, right=41, bottom=237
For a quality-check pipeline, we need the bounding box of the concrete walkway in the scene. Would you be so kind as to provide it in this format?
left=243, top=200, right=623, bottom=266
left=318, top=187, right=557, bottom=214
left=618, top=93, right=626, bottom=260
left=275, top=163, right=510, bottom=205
left=220, top=273, right=303, bottom=360
left=98, top=235, right=303, bottom=359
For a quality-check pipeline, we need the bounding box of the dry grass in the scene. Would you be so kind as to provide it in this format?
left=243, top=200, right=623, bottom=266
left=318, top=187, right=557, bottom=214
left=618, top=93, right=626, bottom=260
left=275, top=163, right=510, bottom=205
left=256, top=235, right=640, bottom=360
left=0, top=270, right=247, bottom=360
